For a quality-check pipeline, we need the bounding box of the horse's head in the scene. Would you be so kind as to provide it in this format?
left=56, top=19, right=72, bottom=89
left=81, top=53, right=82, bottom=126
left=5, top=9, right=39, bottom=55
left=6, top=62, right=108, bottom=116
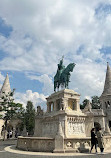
left=67, top=63, right=75, bottom=72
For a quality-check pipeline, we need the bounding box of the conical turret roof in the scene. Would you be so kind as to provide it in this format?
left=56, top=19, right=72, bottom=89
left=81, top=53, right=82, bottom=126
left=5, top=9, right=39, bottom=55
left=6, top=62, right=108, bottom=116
left=0, top=73, right=11, bottom=95
left=102, top=62, right=111, bottom=96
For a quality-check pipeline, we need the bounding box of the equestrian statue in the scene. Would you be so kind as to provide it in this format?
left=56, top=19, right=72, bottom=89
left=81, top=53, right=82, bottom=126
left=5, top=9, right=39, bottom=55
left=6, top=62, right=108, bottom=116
left=54, top=57, right=75, bottom=91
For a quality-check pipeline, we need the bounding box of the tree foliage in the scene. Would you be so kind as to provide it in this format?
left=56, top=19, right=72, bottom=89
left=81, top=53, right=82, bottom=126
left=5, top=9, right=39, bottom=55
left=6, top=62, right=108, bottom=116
left=80, top=96, right=101, bottom=109
left=1, top=90, right=24, bottom=129
left=80, top=99, right=89, bottom=109
left=91, top=96, right=101, bottom=109
left=25, top=101, right=35, bottom=135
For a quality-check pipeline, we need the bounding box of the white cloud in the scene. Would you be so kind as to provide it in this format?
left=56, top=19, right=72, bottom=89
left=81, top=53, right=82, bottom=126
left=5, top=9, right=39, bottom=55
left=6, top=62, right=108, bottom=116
left=0, top=0, right=110, bottom=71
left=84, top=96, right=91, bottom=101
left=70, top=59, right=105, bottom=101
left=14, top=90, right=47, bottom=110
left=26, top=74, right=53, bottom=95
left=0, top=72, right=5, bottom=89
left=0, top=0, right=111, bottom=101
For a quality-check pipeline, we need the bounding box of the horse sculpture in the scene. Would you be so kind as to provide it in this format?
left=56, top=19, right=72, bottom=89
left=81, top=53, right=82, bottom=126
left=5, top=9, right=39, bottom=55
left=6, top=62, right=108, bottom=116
left=54, top=62, right=75, bottom=91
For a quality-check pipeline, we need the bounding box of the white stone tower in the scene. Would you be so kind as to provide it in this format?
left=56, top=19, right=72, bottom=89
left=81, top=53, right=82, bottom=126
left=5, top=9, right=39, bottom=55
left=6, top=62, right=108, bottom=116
left=0, top=73, right=12, bottom=138
left=0, top=73, right=11, bottom=97
left=100, top=62, right=111, bottom=133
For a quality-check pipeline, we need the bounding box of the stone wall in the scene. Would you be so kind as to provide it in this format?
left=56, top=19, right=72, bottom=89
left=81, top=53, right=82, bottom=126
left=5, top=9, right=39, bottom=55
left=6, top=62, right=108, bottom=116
left=17, top=136, right=55, bottom=152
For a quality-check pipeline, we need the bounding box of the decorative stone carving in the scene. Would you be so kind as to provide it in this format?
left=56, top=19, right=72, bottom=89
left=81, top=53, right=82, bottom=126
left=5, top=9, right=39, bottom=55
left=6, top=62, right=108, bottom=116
left=37, top=106, right=43, bottom=116
left=67, top=122, right=85, bottom=135
left=67, top=141, right=72, bottom=148
left=75, top=142, right=80, bottom=149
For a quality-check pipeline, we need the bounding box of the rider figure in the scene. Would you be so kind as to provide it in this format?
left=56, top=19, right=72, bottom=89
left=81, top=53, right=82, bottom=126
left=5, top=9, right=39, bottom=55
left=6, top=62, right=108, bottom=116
left=57, top=58, right=65, bottom=78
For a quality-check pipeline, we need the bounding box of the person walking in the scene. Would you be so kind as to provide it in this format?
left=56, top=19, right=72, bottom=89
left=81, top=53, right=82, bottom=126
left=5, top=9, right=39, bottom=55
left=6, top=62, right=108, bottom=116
left=96, top=128, right=104, bottom=153
left=90, top=128, right=98, bottom=153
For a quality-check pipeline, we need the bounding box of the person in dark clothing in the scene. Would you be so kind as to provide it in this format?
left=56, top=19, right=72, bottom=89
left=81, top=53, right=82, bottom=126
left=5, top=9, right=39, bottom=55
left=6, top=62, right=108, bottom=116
left=90, top=128, right=98, bottom=153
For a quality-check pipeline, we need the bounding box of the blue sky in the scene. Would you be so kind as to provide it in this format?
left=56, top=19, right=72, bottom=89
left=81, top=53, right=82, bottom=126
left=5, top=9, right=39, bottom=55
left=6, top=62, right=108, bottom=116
left=0, top=0, right=111, bottom=108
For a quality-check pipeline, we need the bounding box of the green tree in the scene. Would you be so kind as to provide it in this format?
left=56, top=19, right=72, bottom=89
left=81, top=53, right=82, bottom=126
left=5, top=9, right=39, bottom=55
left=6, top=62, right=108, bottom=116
left=91, top=96, right=100, bottom=109
left=1, top=90, right=24, bottom=129
left=25, top=101, right=35, bottom=135
left=80, top=99, right=89, bottom=109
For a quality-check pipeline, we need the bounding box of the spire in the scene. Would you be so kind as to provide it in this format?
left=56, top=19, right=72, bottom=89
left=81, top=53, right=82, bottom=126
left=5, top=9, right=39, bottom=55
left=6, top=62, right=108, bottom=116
left=102, top=62, right=111, bottom=96
left=0, top=73, right=11, bottom=95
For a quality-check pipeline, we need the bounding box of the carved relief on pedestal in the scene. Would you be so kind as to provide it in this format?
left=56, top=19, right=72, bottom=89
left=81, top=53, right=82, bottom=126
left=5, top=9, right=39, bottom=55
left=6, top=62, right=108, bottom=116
left=67, top=117, right=85, bottom=135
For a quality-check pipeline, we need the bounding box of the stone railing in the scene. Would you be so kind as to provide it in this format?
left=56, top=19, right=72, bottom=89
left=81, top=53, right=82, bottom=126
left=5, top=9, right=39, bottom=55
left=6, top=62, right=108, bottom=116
left=64, top=136, right=111, bottom=152
left=17, top=135, right=111, bottom=153
left=17, top=136, right=55, bottom=152
left=64, top=137, right=91, bottom=152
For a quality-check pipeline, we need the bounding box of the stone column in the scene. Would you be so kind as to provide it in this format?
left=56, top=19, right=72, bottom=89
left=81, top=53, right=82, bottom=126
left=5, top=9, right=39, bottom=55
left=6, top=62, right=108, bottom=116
left=60, top=98, right=65, bottom=110
left=105, top=119, right=111, bottom=135
left=47, top=102, right=51, bottom=112
left=49, top=103, right=51, bottom=112
left=47, top=102, right=49, bottom=112
left=63, top=98, right=68, bottom=110
left=53, top=102, right=54, bottom=111
left=53, top=100, right=56, bottom=111
left=12, top=124, right=16, bottom=138
left=75, top=99, right=80, bottom=111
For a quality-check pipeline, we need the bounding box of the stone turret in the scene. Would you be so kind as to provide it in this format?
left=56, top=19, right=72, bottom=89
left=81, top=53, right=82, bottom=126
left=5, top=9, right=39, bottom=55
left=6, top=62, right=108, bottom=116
left=0, top=73, right=11, bottom=96
left=100, top=63, right=111, bottom=111
left=0, top=73, right=12, bottom=138
left=102, top=62, right=111, bottom=96
left=99, top=62, right=111, bottom=134
left=0, top=73, right=12, bottom=108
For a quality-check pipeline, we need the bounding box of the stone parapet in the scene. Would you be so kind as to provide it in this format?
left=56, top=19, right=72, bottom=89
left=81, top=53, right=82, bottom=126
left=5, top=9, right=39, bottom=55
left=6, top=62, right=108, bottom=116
left=17, top=135, right=111, bottom=153
left=17, top=136, right=55, bottom=152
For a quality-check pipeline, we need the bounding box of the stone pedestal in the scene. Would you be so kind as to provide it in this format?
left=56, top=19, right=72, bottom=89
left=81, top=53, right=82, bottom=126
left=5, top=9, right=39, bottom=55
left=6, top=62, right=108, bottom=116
left=34, top=89, right=87, bottom=139
left=33, top=89, right=93, bottom=153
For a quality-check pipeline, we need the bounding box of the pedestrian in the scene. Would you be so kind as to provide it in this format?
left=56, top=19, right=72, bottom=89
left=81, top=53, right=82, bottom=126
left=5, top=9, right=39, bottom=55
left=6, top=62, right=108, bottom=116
left=96, top=128, right=104, bottom=153
left=90, top=128, right=98, bottom=153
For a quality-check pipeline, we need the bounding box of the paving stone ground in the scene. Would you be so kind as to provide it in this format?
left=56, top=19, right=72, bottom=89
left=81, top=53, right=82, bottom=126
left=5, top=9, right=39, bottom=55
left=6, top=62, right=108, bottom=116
left=0, top=139, right=111, bottom=158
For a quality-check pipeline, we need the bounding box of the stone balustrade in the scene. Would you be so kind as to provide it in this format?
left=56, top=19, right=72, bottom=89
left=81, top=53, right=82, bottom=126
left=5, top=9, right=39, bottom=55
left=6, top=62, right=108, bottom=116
left=17, top=135, right=111, bottom=153
left=17, top=136, right=55, bottom=152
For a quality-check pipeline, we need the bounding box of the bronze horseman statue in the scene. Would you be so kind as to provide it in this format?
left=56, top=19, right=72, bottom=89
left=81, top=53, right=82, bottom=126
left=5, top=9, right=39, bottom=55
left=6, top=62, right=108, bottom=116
left=54, top=57, right=75, bottom=91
